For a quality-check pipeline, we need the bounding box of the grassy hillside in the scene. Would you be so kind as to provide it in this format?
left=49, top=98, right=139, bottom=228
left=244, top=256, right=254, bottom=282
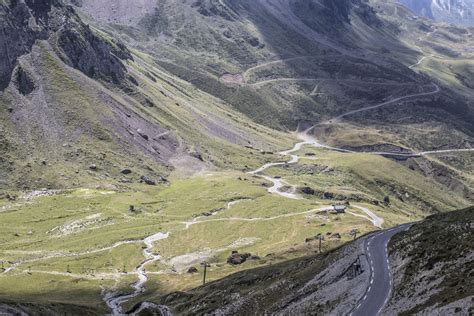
left=0, top=0, right=473, bottom=314
left=387, top=206, right=474, bottom=315
left=132, top=206, right=473, bottom=315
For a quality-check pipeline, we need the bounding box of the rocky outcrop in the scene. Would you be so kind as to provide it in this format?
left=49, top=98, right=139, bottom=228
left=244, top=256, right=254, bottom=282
left=298, top=186, right=315, bottom=195
left=0, top=0, right=132, bottom=91
left=15, top=66, right=35, bottom=95
left=227, top=252, right=251, bottom=265
left=56, top=24, right=132, bottom=84
left=187, top=267, right=199, bottom=274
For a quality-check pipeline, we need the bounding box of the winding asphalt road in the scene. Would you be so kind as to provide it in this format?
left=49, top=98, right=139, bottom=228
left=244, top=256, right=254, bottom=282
left=350, top=224, right=412, bottom=316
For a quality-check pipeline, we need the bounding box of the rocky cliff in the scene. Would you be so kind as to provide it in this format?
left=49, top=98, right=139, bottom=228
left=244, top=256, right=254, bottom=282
left=0, top=0, right=131, bottom=91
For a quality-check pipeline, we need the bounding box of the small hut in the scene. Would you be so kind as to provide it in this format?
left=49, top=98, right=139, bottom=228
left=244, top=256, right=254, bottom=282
left=333, top=204, right=347, bottom=213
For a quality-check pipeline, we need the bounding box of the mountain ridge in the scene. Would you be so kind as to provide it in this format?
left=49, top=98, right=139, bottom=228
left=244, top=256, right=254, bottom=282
left=399, top=0, right=474, bottom=26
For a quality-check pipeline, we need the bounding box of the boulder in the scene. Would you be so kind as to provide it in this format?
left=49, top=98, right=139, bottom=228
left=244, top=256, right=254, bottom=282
left=121, top=169, right=132, bottom=175
left=227, top=252, right=251, bottom=265
left=330, top=233, right=342, bottom=239
left=300, top=186, right=315, bottom=195
left=136, top=129, right=149, bottom=140
left=190, top=152, right=204, bottom=161
left=140, top=176, right=156, bottom=185
left=323, top=192, right=334, bottom=199
left=187, top=267, right=199, bottom=274
left=89, top=164, right=97, bottom=171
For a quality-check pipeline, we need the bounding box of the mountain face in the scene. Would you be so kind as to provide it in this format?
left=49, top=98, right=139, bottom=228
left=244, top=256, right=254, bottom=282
left=0, top=0, right=131, bottom=90
left=399, top=0, right=474, bottom=26
left=0, top=0, right=473, bottom=314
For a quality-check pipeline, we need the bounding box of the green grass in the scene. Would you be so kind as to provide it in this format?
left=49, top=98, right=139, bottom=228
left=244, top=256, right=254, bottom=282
left=0, top=169, right=387, bottom=311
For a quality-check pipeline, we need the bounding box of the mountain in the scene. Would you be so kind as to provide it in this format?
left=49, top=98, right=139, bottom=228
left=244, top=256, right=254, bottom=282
left=0, top=0, right=473, bottom=315
left=398, top=0, right=474, bottom=26
left=0, top=0, right=289, bottom=190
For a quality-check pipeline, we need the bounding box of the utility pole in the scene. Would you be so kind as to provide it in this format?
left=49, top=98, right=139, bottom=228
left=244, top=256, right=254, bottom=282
left=319, top=235, right=322, bottom=253
left=351, top=228, right=358, bottom=241
left=201, top=262, right=210, bottom=285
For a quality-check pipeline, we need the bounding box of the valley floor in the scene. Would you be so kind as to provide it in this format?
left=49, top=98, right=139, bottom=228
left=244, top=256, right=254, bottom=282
left=0, top=87, right=472, bottom=314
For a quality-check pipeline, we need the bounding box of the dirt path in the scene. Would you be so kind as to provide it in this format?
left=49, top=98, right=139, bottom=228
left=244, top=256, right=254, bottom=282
left=183, top=206, right=334, bottom=229
left=226, top=199, right=251, bottom=209
left=243, top=55, right=341, bottom=80
left=351, top=206, right=384, bottom=229
left=329, top=83, right=440, bottom=122
left=246, top=83, right=471, bottom=226
left=248, top=126, right=320, bottom=199
left=1, top=240, right=142, bottom=274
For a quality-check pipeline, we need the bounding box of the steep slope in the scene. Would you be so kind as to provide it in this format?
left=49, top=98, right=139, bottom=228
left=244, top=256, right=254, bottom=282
left=72, top=0, right=474, bottom=147
left=154, top=207, right=473, bottom=315
left=69, top=0, right=474, bottom=204
left=0, top=0, right=292, bottom=189
left=386, top=206, right=474, bottom=314
left=0, top=1, right=473, bottom=314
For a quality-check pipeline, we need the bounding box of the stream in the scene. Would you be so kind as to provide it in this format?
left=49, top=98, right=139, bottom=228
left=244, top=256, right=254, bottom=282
left=104, top=232, right=170, bottom=315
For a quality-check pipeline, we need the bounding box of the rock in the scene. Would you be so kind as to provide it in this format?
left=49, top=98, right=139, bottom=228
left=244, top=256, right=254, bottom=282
left=89, top=164, right=97, bottom=171
left=330, top=233, right=342, bottom=239
left=202, top=212, right=213, bottom=217
left=187, top=267, right=199, bottom=274
left=305, top=237, right=315, bottom=243
left=227, top=252, right=251, bottom=265
left=300, top=186, right=315, bottom=195
left=140, top=176, right=156, bottom=185
left=223, top=30, right=232, bottom=38
left=250, top=255, right=261, bottom=260
left=158, top=176, right=168, bottom=183
left=323, top=192, right=334, bottom=199
left=16, top=67, right=35, bottom=95
left=137, top=129, right=149, bottom=140
left=121, top=169, right=132, bottom=175
left=190, top=152, right=204, bottom=161
left=6, top=194, right=17, bottom=201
